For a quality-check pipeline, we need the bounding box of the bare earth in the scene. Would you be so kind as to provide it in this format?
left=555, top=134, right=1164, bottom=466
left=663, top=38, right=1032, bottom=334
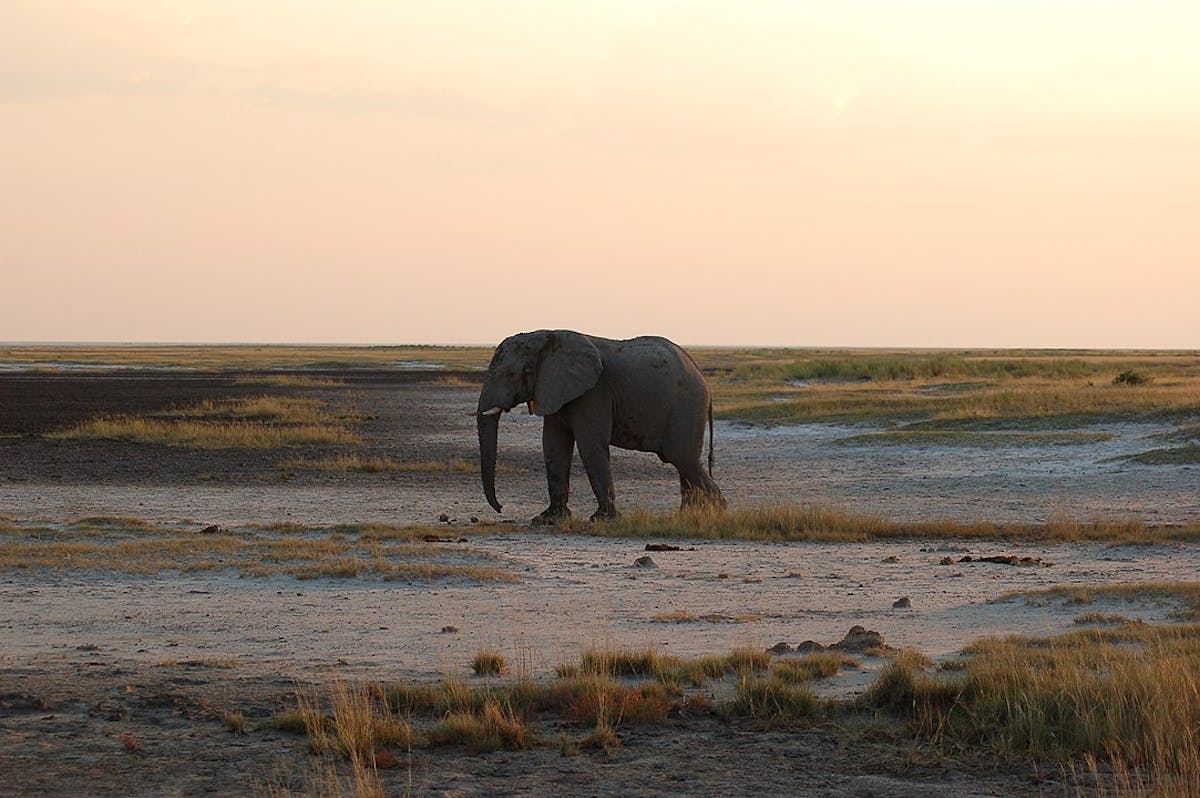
left=1, top=369, right=1197, bottom=796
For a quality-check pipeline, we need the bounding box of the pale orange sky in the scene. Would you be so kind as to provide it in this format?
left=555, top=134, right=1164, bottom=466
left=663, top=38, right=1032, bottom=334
left=2, top=1, right=1197, bottom=347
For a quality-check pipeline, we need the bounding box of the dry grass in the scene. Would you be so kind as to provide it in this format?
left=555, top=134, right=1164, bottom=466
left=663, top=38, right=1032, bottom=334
left=278, top=680, right=409, bottom=798
left=727, top=674, right=824, bottom=726
left=426, top=699, right=535, bottom=753
left=573, top=505, right=1199, bottom=544
left=1124, top=445, right=1200, bottom=465
left=863, top=619, right=1200, bottom=795
left=222, top=712, right=246, bottom=734
left=0, top=519, right=516, bottom=583
left=998, top=582, right=1200, bottom=620
left=233, top=375, right=343, bottom=387
left=578, top=645, right=768, bottom=686
left=285, top=456, right=515, bottom=474
left=838, top=430, right=1115, bottom=448
left=46, top=395, right=361, bottom=450
left=771, top=652, right=861, bottom=683
left=695, top=350, right=1200, bottom=436
left=0, top=344, right=492, bottom=371
left=47, top=417, right=359, bottom=449
left=285, top=455, right=408, bottom=473
left=470, top=650, right=506, bottom=677
left=649, top=610, right=762, bottom=624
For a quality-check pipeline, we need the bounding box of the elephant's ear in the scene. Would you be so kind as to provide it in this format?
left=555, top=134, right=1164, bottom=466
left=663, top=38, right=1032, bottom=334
left=533, top=331, right=603, bottom=416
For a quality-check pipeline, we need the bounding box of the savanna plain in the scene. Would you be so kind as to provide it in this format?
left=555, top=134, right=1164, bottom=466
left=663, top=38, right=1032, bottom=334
left=2, top=345, right=1199, bottom=797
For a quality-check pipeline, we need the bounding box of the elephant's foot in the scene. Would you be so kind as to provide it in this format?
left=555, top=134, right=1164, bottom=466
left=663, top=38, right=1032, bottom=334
left=532, top=506, right=571, bottom=526
left=589, top=506, right=619, bottom=523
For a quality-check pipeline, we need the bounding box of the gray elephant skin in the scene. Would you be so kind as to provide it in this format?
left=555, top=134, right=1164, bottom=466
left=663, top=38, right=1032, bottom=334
left=476, top=330, right=725, bottom=523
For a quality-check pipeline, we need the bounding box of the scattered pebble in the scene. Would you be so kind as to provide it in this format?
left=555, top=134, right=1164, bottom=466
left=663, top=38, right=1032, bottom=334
left=634, top=556, right=657, bottom=568
left=959, top=555, right=1051, bottom=567
left=893, top=596, right=912, bottom=609
left=440, top=626, right=459, bottom=634
left=372, top=750, right=400, bottom=770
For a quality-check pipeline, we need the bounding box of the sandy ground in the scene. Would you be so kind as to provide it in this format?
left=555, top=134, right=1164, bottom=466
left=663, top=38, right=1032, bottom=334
left=1, top=369, right=1197, bottom=796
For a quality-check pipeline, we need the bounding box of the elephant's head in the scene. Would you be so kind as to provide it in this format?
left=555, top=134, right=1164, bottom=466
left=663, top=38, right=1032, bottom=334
left=476, top=330, right=603, bottom=512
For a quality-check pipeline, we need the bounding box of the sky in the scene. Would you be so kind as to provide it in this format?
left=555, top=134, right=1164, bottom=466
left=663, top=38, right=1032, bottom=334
left=2, top=1, right=1198, bottom=348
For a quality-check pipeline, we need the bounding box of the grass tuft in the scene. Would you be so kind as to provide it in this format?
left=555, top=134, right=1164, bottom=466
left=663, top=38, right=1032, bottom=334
left=771, top=652, right=860, bottom=683
left=471, top=649, right=506, bottom=677
left=300, top=681, right=412, bottom=762
left=727, top=675, right=824, bottom=726
left=426, top=699, right=535, bottom=753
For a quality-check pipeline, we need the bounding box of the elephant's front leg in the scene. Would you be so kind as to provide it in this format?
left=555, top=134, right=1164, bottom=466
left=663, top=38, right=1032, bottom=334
left=533, top=416, right=575, bottom=525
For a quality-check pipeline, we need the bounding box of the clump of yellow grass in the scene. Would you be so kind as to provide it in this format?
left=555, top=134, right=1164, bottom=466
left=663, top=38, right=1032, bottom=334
left=46, top=396, right=360, bottom=449
left=865, top=619, right=1200, bottom=795
left=571, top=505, right=1192, bottom=544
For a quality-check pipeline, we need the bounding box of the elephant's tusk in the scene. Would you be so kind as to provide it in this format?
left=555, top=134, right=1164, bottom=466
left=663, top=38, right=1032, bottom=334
left=479, top=406, right=503, bottom=417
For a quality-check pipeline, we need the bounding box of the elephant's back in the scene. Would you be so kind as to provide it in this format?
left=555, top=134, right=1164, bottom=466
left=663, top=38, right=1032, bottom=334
left=598, top=336, right=698, bottom=383
left=594, top=336, right=709, bottom=451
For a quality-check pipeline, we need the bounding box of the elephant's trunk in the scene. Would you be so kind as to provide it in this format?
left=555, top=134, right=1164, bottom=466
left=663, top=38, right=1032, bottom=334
left=477, top=410, right=503, bottom=512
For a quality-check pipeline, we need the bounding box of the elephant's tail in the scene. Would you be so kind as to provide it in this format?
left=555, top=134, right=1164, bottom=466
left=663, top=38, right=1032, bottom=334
left=707, top=398, right=715, bottom=476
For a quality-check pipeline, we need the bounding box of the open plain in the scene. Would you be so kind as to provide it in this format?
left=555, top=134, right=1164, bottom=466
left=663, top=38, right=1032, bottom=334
left=2, top=347, right=1199, bottom=796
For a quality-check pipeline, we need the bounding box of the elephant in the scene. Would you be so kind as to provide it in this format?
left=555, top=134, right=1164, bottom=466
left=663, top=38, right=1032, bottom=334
left=476, top=329, right=725, bottom=523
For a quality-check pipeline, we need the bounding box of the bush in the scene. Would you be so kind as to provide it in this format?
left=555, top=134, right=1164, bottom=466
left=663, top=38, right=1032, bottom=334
left=1113, top=370, right=1152, bottom=386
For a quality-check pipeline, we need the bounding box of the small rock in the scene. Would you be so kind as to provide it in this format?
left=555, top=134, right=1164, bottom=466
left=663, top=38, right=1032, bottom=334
left=795, top=640, right=826, bottom=654
left=939, top=556, right=955, bottom=565
left=437, top=513, right=451, bottom=523
left=768, top=642, right=793, bottom=654
left=882, top=555, right=899, bottom=563
left=469, top=517, right=479, bottom=524
left=892, top=597, right=911, bottom=609
left=440, top=626, right=459, bottom=634
left=199, top=524, right=221, bottom=535
left=634, top=556, right=657, bottom=568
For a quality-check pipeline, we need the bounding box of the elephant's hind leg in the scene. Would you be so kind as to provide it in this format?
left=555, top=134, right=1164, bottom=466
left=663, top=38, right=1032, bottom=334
left=675, top=459, right=726, bottom=511
left=578, top=441, right=617, bottom=521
